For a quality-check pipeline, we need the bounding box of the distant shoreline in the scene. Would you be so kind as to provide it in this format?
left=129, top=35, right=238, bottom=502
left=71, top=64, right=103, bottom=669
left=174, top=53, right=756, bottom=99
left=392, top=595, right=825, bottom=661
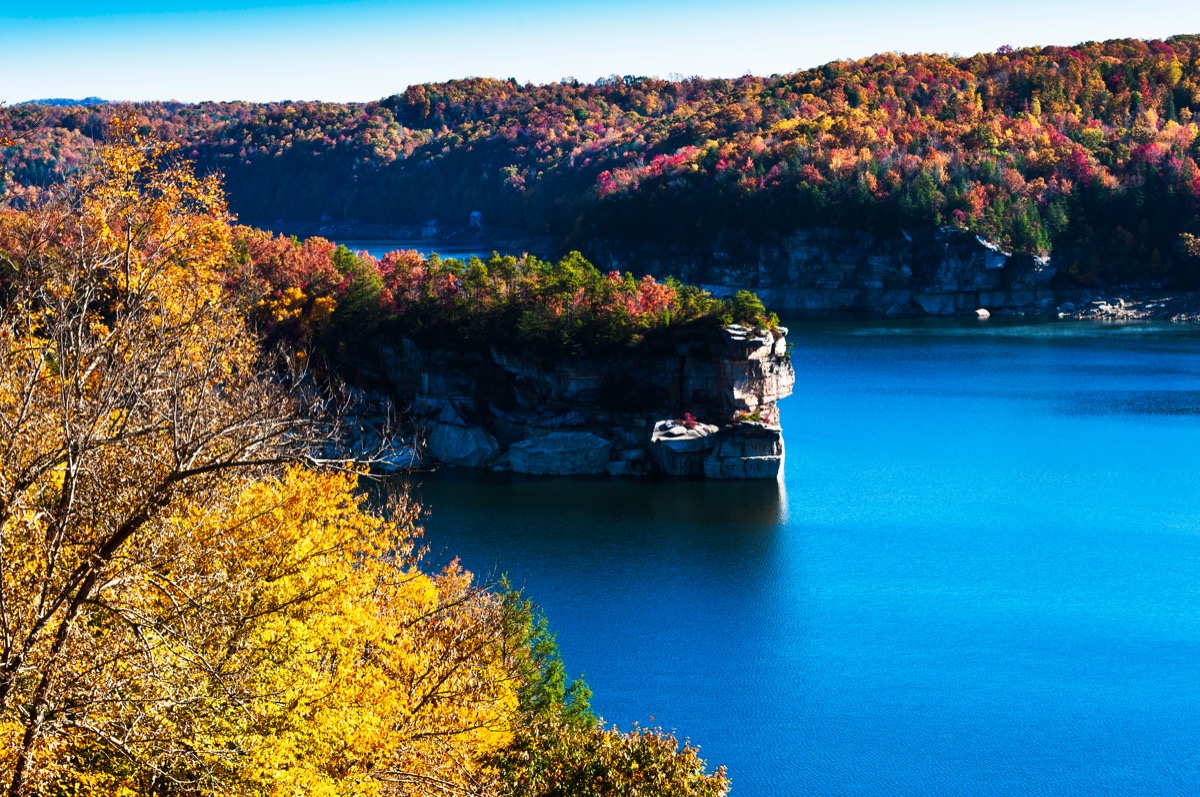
left=245, top=220, right=1200, bottom=322
left=252, top=220, right=554, bottom=258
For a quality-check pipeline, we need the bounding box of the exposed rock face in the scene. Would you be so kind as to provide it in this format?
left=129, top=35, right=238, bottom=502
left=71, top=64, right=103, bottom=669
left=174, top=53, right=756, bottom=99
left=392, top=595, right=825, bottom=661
left=360, top=324, right=794, bottom=479
left=510, top=432, right=612, bottom=476
left=649, top=419, right=720, bottom=477
left=704, top=423, right=784, bottom=480
left=585, top=226, right=1059, bottom=316
left=719, top=325, right=795, bottom=413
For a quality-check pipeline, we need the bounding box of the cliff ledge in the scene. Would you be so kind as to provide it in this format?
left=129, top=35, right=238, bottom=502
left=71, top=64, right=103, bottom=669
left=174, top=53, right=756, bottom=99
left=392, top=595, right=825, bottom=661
left=360, top=324, right=794, bottom=479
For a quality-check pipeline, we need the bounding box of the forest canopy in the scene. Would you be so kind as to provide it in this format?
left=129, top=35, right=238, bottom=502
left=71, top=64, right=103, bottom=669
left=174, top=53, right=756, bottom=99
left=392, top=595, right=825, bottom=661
left=4, top=34, right=1200, bottom=285
left=227, top=226, right=777, bottom=364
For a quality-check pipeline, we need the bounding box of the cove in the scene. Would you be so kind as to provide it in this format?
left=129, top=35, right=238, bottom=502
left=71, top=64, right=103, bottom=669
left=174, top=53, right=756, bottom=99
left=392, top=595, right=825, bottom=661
left=411, top=319, right=1200, bottom=796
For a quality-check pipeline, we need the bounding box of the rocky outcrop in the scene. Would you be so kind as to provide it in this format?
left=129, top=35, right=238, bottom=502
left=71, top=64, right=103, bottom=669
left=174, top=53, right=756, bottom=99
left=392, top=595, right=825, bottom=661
left=704, top=423, right=784, bottom=480
left=359, top=324, right=794, bottom=479
left=720, top=325, right=794, bottom=413
left=1063, top=294, right=1200, bottom=322
left=649, top=419, right=720, bottom=477
left=584, top=225, right=1060, bottom=316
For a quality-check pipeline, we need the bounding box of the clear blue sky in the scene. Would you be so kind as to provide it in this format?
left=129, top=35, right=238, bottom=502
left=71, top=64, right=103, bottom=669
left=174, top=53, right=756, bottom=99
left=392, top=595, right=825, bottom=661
left=2, top=0, right=1199, bottom=103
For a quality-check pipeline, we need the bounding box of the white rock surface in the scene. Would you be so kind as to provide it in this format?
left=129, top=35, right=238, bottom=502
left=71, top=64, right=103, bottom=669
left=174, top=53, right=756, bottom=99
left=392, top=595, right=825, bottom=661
left=426, top=422, right=500, bottom=467
left=648, top=419, right=720, bottom=476
left=424, top=404, right=500, bottom=467
left=651, top=420, right=721, bottom=452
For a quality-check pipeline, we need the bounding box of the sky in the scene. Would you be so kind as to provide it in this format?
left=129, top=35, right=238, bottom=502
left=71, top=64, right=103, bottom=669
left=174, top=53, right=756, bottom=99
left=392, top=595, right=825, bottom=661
left=2, top=0, right=1200, bottom=104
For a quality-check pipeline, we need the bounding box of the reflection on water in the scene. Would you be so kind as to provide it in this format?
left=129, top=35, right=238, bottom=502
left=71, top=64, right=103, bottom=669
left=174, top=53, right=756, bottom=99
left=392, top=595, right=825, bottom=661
left=414, top=471, right=787, bottom=527
left=409, top=472, right=788, bottom=593
left=408, top=320, right=1200, bottom=797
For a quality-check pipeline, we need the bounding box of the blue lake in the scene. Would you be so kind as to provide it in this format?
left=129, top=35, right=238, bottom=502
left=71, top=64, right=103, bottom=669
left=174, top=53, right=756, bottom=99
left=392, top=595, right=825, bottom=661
left=336, top=239, right=518, bottom=261
left=412, top=319, right=1200, bottom=796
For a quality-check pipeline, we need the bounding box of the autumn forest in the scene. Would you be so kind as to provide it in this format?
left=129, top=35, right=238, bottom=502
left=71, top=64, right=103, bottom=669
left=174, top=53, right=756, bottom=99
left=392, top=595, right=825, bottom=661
left=0, top=124, right=731, bottom=796
left=5, top=30, right=1200, bottom=797
left=5, top=35, right=1200, bottom=286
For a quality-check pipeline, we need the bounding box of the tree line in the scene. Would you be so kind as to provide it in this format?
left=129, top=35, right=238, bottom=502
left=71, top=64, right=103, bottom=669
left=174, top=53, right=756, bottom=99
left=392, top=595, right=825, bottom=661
left=228, top=224, right=777, bottom=369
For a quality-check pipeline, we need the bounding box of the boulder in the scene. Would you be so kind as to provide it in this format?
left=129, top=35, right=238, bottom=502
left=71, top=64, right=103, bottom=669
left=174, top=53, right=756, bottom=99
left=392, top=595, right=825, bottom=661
left=509, top=432, right=612, bottom=476
left=426, top=422, right=500, bottom=467
left=651, top=419, right=720, bottom=452
left=424, top=403, right=500, bottom=467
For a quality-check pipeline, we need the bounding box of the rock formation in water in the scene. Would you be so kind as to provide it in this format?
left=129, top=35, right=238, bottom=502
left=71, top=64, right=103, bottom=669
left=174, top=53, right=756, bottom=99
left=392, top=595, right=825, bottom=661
left=358, top=324, right=794, bottom=479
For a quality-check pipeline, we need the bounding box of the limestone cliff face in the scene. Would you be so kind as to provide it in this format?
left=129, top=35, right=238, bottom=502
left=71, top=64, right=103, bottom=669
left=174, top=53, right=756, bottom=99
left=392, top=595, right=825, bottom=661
left=361, top=325, right=794, bottom=479
left=584, top=226, right=1059, bottom=315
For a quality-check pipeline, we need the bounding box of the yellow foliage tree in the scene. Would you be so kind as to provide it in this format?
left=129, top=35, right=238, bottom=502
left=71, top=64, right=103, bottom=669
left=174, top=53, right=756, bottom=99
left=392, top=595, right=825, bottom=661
left=0, top=123, right=519, bottom=796
left=16, top=466, right=519, bottom=797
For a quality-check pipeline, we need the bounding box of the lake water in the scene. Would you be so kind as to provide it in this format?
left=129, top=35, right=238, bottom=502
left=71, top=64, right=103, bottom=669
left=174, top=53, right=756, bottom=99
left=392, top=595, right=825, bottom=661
left=337, top=239, right=520, bottom=262
left=411, top=319, right=1200, bottom=796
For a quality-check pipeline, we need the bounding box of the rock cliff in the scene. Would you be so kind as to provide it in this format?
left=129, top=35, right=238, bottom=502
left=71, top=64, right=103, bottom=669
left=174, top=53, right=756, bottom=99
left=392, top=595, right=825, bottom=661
left=584, top=226, right=1059, bottom=316
left=359, top=325, right=794, bottom=479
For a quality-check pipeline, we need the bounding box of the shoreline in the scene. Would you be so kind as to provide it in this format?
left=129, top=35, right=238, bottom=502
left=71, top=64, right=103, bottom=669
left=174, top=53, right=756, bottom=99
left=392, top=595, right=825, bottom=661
left=734, top=291, right=1200, bottom=323
left=243, top=220, right=1200, bottom=323
left=250, top=219, right=555, bottom=257
left=1057, top=292, right=1200, bottom=323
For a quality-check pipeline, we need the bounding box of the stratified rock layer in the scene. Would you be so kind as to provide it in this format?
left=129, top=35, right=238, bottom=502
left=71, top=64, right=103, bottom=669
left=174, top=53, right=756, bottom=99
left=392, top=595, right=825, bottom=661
left=586, top=226, right=1059, bottom=316
left=704, top=422, right=784, bottom=479
left=363, top=324, right=794, bottom=478
left=649, top=420, right=720, bottom=477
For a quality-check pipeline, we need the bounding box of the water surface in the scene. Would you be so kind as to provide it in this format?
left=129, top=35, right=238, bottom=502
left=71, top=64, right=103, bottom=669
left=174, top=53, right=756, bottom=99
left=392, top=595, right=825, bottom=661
left=337, top=239, right=519, bottom=261
left=413, top=320, right=1200, bottom=796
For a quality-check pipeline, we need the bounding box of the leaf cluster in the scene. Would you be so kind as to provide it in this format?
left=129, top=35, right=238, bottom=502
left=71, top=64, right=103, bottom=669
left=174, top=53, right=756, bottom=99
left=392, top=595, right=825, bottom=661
left=0, top=125, right=523, bottom=797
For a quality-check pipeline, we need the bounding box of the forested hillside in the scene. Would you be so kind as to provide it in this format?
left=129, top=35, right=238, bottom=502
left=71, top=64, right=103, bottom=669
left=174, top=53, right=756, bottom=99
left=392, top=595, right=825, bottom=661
left=4, top=34, right=1200, bottom=285
left=0, top=124, right=731, bottom=797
